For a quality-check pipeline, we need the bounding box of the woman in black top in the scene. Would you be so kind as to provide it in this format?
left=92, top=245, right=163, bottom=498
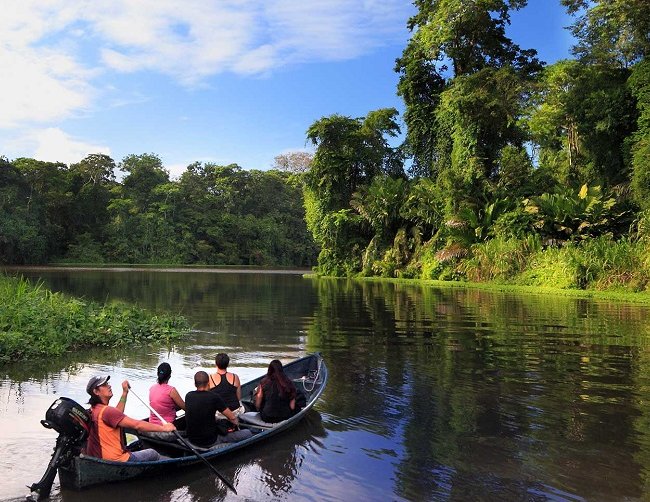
left=254, top=359, right=297, bottom=423
left=208, top=353, right=245, bottom=417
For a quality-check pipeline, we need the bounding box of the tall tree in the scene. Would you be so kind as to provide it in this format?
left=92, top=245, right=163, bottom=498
left=119, top=153, right=170, bottom=212
left=395, top=43, right=446, bottom=177
left=272, top=151, right=314, bottom=174
left=0, top=158, right=47, bottom=263
left=13, top=158, right=71, bottom=256
left=526, top=60, right=636, bottom=187
left=68, top=153, right=116, bottom=246
left=305, top=109, right=402, bottom=212
left=396, top=0, right=542, bottom=207
left=562, top=0, right=650, bottom=67
left=629, top=60, right=650, bottom=209
left=410, top=0, right=539, bottom=77
left=69, top=153, right=116, bottom=187
left=304, top=109, right=402, bottom=275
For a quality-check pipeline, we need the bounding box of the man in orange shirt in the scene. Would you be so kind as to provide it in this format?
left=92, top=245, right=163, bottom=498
left=85, top=375, right=175, bottom=462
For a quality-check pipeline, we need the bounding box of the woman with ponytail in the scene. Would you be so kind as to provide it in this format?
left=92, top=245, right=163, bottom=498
left=149, top=362, right=185, bottom=425
left=254, top=359, right=297, bottom=423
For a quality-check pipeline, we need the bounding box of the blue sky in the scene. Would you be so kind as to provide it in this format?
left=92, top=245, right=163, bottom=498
left=1, top=0, right=575, bottom=179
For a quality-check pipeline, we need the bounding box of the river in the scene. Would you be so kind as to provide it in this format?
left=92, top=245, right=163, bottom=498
left=2, top=268, right=650, bottom=501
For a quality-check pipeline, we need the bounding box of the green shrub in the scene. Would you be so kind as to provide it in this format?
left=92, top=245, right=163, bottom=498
left=576, top=237, right=649, bottom=291
left=0, top=275, right=189, bottom=364
left=461, top=236, right=541, bottom=282
left=511, top=237, right=650, bottom=291
left=515, top=245, right=579, bottom=289
left=632, top=209, right=650, bottom=241
left=630, top=60, right=650, bottom=210
left=419, top=241, right=446, bottom=280
left=490, top=206, right=534, bottom=240
left=63, top=232, right=105, bottom=263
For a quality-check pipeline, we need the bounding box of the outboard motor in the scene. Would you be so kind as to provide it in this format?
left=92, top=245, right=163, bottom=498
left=28, top=397, right=90, bottom=501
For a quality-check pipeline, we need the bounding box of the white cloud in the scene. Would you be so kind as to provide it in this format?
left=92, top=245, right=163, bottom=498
left=86, top=0, right=411, bottom=81
left=0, top=0, right=97, bottom=128
left=165, top=163, right=188, bottom=180
left=0, top=46, right=94, bottom=128
left=0, top=0, right=412, bottom=129
left=31, top=128, right=110, bottom=165
left=232, top=45, right=277, bottom=75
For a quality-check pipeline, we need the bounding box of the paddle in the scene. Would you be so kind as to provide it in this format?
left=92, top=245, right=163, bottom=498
left=127, top=385, right=237, bottom=495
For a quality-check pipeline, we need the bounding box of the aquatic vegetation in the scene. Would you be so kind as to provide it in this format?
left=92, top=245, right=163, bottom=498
left=0, top=275, right=189, bottom=364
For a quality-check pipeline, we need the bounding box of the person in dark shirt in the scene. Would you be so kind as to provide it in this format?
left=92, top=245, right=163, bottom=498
left=254, top=359, right=297, bottom=423
left=184, top=371, right=251, bottom=447
left=208, top=353, right=245, bottom=418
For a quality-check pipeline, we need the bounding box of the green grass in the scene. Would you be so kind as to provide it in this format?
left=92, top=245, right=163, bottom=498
left=0, top=275, right=189, bottom=364
left=305, top=236, right=650, bottom=305
left=308, top=274, right=650, bottom=305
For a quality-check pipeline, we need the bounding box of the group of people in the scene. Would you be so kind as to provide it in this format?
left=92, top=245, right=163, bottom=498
left=84, top=354, right=299, bottom=462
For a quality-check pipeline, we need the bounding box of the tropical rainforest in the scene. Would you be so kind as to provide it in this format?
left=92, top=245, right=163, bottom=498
left=0, top=154, right=317, bottom=266
left=304, top=0, right=650, bottom=291
left=2, top=0, right=650, bottom=292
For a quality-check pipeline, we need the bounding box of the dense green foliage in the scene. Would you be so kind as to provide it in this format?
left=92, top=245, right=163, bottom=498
left=0, top=275, right=189, bottom=363
left=303, top=1, right=650, bottom=293
left=0, top=154, right=317, bottom=266
left=2, top=1, right=649, bottom=292
left=304, top=110, right=403, bottom=275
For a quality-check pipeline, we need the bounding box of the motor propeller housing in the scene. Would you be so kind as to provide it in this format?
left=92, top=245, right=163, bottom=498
left=28, top=397, right=91, bottom=500
left=42, top=396, right=90, bottom=441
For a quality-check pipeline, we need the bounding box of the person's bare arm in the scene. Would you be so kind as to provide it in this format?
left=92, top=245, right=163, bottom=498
left=120, top=415, right=175, bottom=433
left=221, top=407, right=239, bottom=427
left=116, top=380, right=129, bottom=413
left=170, top=387, right=185, bottom=410
left=254, top=386, right=263, bottom=410
left=234, top=374, right=242, bottom=401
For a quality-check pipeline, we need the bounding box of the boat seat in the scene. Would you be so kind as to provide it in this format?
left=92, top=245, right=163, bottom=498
left=239, top=412, right=283, bottom=428
left=182, top=439, right=230, bottom=452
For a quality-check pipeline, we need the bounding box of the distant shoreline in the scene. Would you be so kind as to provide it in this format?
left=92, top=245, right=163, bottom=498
left=1, top=265, right=312, bottom=275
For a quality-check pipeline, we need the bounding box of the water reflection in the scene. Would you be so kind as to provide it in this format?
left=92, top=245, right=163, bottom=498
left=306, top=278, right=650, bottom=501
left=3, top=269, right=650, bottom=500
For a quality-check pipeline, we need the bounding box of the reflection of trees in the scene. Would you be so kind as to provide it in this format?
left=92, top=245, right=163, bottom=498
left=632, top=345, right=650, bottom=497
left=253, top=411, right=327, bottom=497
left=1, top=346, right=139, bottom=382
left=8, top=269, right=650, bottom=499
left=306, top=277, right=650, bottom=499
left=13, top=270, right=318, bottom=353
left=0, top=340, right=180, bottom=386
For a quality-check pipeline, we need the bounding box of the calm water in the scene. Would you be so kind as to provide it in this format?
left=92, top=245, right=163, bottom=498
left=2, top=269, right=650, bottom=501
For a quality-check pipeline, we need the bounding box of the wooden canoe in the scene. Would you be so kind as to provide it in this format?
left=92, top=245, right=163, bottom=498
left=57, top=353, right=328, bottom=490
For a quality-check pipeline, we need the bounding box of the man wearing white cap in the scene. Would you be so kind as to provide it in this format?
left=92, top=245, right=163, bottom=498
left=85, top=375, right=175, bottom=462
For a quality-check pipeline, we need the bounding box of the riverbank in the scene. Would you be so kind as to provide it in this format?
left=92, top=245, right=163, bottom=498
left=305, top=274, right=650, bottom=306
left=307, top=235, right=650, bottom=305
left=0, top=275, right=189, bottom=364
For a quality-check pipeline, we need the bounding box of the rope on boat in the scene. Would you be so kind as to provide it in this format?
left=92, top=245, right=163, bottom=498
left=300, top=357, right=322, bottom=393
